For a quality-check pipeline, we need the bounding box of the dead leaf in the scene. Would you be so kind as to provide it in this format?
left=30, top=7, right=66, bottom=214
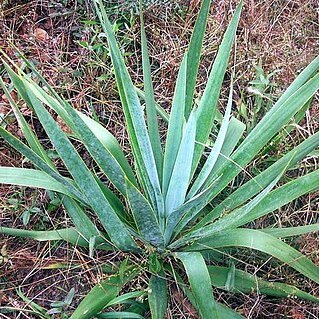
left=56, top=115, right=72, bottom=134
left=34, top=27, right=49, bottom=41
left=291, top=308, right=306, bottom=319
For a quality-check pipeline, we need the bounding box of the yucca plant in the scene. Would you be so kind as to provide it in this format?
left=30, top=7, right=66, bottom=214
left=1, top=0, right=319, bottom=317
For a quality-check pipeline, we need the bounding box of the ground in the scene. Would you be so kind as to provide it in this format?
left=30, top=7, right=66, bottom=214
left=0, top=0, right=319, bottom=318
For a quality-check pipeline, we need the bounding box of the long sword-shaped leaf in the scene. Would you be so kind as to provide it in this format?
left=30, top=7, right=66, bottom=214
left=62, top=197, right=101, bottom=241
left=165, top=110, right=197, bottom=217
left=70, top=268, right=139, bottom=319
left=4, top=61, right=137, bottom=186
left=175, top=252, right=218, bottom=319
left=261, top=224, right=319, bottom=238
left=0, top=167, right=74, bottom=197
left=202, top=117, right=245, bottom=189
left=0, top=227, right=112, bottom=250
left=1, top=72, right=103, bottom=241
left=188, top=83, right=233, bottom=198
left=94, top=0, right=164, bottom=220
left=208, top=266, right=319, bottom=303
left=135, top=87, right=169, bottom=123
left=233, top=169, right=319, bottom=227
left=125, top=178, right=164, bottom=247
left=191, top=1, right=243, bottom=177
left=196, top=130, right=319, bottom=228
left=167, top=74, right=319, bottom=231
left=162, top=54, right=188, bottom=197
left=140, top=6, right=163, bottom=180
left=0, top=77, right=51, bottom=164
left=23, top=86, right=137, bottom=250
left=174, top=166, right=319, bottom=247
left=0, top=128, right=86, bottom=204
left=97, top=312, right=144, bottom=319
left=16, top=75, right=137, bottom=196
left=184, top=0, right=212, bottom=118
left=148, top=272, right=167, bottom=319
left=187, top=229, right=319, bottom=285
left=171, top=167, right=285, bottom=247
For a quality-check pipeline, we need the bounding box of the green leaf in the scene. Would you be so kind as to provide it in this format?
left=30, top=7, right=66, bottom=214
left=261, top=224, right=319, bottom=238
left=21, top=77, right=137, bottom=195
left=232, top=169, right=319, bottom=228
left=0, top=76, right=51, bottom=164
left=62, top=197, right=101, bottom=241
left=136, top=87, right=169, bottom=123
left=175, top=252, right=218, bottom=319
left=166, top=263, right=244, bottom=319
left=140, top=7, right=163, bottom=180
left=0, top=128, right=87, bottom=204
left=94, top=0, right=164, bottom=221
left=191, top=1, right=243, bottom=177
left=177, top=166, right=288, bottom=246
left=165, top=110, right=197, bottom=216
left=187, top=229, right=319, bottom=285
left=188, top=82, right=234, bottom=198
left=125, top=178, right=164, bottom=247
left=20, top=81, right=137, bottom=251
left=106, top=291, right=145, bottom=307
left=70, top=276, right=124, bottom=319
left=0, top=227, right=111, bottom=250
left=184, top=57, right=319, bottom=227
left=184, top=0, right=212, bottom=118
left=202, top=117, right=245, bottom=189
left=77, top=112, right=137, bottom=186
left=196, top=130, right=319, bottom=228
left=208, top=265, right=319, bottom=303
left=70, top=266, right=139, bottom=319
left=148, top=272, right=167, bottom=319
left=0, top=167, right=74, bottom=198
left=97, top=312, right=144, bottom=319
left=162, top=54, right=188, bottom=197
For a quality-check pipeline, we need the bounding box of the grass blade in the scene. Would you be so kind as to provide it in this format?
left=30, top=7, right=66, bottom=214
left=175, top=252, right=218, bottom=319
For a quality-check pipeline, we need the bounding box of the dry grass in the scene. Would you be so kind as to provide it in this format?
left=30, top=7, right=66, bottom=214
left=1, top=0, right=319, bottom=318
